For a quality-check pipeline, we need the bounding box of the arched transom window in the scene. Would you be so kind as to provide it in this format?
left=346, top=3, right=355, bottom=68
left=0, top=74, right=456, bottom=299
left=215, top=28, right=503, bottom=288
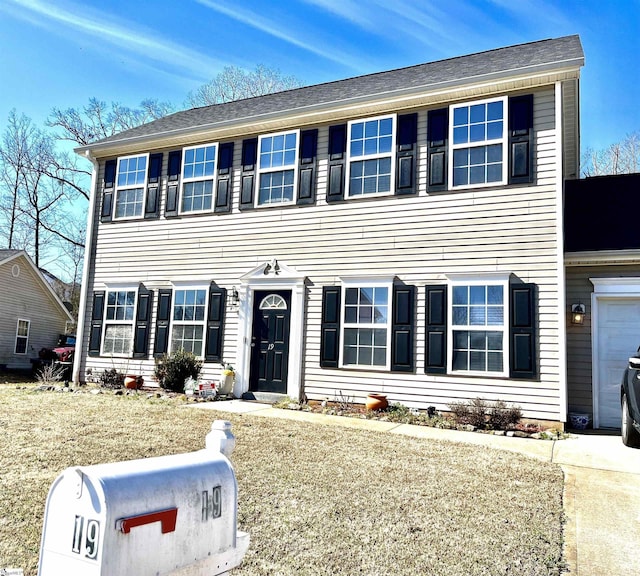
left=259, top=294, right=287, bottom=310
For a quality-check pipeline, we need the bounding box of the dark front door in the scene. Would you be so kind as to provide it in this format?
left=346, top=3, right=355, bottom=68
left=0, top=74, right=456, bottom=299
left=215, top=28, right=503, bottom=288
left=249, top=290, right=291, bottom=393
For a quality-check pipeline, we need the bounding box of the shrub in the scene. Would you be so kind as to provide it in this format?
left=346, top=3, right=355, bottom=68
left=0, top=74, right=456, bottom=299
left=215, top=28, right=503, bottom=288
left=36, top=363, right=65, bottom=386
left=154, top=350, right=202, bottom=393
left=98, top=368, right=124, bottom=390
left=448, top=397, right=522, bottom=430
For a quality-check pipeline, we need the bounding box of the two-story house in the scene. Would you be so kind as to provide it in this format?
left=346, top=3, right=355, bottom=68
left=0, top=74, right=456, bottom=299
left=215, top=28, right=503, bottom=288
left=73, top=35, right=584, bottom=428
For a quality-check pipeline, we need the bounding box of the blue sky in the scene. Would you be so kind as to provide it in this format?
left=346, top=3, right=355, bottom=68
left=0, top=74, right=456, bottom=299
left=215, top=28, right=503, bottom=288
left=0, top=0, right=639, bottom=154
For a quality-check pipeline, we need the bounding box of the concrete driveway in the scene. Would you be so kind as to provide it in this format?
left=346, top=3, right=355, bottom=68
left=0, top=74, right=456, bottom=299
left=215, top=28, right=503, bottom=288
left=193, top=401, right=640, bottom=575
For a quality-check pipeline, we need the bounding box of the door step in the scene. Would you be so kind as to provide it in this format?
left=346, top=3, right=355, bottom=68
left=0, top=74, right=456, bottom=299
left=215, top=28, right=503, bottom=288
left=241, top=392, right=287, bottom=404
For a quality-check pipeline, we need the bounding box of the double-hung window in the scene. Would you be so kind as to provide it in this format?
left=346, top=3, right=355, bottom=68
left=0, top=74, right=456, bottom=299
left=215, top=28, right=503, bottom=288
left=341, top=279, right=392, bottom=369
left=114, top=154, right=148, bottom=219
left=181, top=143, right=217, bottom=213
left=450, top=97, right=507, bottom=188
left=257, top=130, right=298, bottom=206
left=171, top=287, right=207, bottom=356
left=15, top=319, right=30, bottom=354
left=449, top=275, right=509, bottom=376
left=347, top=115, right=395, bottom=197
left=102, top=288, right=137, bottom=355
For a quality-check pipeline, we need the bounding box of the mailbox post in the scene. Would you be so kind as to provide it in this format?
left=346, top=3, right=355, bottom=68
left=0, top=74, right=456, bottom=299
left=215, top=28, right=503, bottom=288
left=38, top=420, right=249, bottom=576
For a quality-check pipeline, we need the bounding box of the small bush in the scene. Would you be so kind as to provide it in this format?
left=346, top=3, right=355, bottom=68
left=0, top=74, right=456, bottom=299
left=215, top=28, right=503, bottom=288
left=154, top=350, right=202, bottom=393
left=36, top=363, right=65, bottom=385
left=98, top=368, right=124, bottom=390
left=448, top=397, right=522, bottom=430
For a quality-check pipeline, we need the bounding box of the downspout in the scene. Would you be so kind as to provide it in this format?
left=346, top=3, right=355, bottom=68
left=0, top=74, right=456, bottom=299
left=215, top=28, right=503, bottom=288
left=555, top=80, right=568, bottom=425
left=72, top=150, right=99, bottom=385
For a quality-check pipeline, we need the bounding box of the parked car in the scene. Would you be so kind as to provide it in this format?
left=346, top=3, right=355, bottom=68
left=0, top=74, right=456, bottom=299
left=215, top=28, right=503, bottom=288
left=39, top=334, right=76, bottom=363
left=621, top=353, right=640, bottom=448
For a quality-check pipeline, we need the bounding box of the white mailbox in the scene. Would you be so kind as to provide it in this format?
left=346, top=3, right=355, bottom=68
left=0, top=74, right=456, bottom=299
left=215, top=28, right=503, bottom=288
left=38, top=421, right=249, bottom=576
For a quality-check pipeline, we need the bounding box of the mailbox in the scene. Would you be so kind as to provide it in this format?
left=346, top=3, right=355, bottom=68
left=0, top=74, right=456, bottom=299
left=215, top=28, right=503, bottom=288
left=38, top=421, right=249, bottom=576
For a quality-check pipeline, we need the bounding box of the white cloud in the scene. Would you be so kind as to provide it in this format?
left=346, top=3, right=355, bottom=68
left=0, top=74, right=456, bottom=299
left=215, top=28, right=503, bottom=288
left=1, top=0, right=223, bottom=81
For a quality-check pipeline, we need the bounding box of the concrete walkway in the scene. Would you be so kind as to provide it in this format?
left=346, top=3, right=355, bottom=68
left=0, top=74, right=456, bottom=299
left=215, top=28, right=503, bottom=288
left=192, top=400, right=640, bottom=575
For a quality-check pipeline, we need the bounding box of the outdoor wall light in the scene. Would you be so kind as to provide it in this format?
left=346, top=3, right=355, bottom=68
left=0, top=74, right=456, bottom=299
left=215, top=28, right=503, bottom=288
left=231, top=286, right=240, bottom=305
left=571, top=303, right=586, bottom=325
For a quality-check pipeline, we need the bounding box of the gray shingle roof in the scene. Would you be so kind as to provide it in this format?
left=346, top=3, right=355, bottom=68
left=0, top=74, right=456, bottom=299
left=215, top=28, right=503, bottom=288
left=84, top=35, right=583, bottom=150
left=0, top=249, right=22, bottom=263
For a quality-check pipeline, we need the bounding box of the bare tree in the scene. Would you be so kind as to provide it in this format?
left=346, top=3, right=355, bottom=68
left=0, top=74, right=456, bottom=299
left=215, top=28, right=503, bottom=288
left=186, top=64, right=302, bottom=108
left=582, top=131, right=640, bottom=176
left=47, top=97, right=175, bottom=146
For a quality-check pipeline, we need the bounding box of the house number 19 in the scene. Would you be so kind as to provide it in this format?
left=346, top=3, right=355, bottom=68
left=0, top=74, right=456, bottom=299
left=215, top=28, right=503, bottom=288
left=72, top=514, right=100, bottom=560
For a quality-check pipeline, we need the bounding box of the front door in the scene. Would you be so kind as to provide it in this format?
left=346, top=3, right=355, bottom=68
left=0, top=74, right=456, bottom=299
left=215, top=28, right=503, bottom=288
left=249, top=290, right=291, bottom=393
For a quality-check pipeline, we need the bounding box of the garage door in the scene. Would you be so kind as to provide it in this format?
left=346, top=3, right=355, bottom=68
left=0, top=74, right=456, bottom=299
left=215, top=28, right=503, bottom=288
left=596, top=298, right=640, bottom=428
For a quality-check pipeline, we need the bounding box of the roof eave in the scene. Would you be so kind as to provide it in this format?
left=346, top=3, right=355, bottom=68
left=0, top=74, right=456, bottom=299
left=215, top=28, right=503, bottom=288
left=76, top=56, right=584, bottom=158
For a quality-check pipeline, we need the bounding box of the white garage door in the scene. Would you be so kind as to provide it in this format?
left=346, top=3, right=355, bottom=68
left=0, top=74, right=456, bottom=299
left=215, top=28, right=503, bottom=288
left=596, top=298, right=640, bottom=428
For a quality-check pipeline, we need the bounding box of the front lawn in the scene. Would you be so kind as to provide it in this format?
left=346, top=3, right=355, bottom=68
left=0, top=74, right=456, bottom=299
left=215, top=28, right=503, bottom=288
left=0, top=385, right=565, bottom=575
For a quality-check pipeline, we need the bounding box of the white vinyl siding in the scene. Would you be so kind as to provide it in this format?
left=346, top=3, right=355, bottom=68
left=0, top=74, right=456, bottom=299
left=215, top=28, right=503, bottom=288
left=84, top=87, right=566, bottom=421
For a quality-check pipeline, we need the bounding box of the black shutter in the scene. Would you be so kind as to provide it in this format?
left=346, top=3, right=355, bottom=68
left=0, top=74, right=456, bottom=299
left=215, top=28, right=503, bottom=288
left=144, top=153, right=162, bottom=219
left=215, top=142, right=234, bottom=213
left=88, top=291, right=105, bottom=356
left=425, top=285, right=447, bottom=373
left=509, top=283, right=536, bottom=379
left=133, top=284, right=152, bottom=358
left=205, top=285, right=227, bottom=361
left=297, top=129, right=318, bottom=205
left=427, top=108, right=448, bottom=192
left=391, top=285, right=415, bottom=372
left=165, top=150, right=181, bottom=218
left=153, top=289, right=172, bottom=357
left=101, top=159, right=116, bottom=222
left=327, top=124, right=347, bottom=202
left=239, top=138, right=258, bottom=211
left=396, top=113, right=418, bottom=196
left=509, top=95, right=534, bottom=184
left=320, top=286, right=341, bottom=367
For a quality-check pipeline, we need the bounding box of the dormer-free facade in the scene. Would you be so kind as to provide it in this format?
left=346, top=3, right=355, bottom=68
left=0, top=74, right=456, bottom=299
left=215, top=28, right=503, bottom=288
left=74, top=35, right=584, bottom=426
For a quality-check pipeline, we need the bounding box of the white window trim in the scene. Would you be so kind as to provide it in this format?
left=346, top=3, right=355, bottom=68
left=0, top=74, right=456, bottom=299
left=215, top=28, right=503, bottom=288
left=180, top=142, right=219, bottom=215
left=256, top=129, right=300, bottom=208
left=339, top=276, right=393, bottom=371
left=346, top=114, right=396, bottom=199
left=448, top=96, right=508, bottom=190
left=446, top=273, right=510, bottom=377
left=14, top=318, right=30, bottom=355
left=169, top=283, right=209, bottom=359
left=114, top=153, right=149, bottom=221
left=101, top=286, right=139, bottom=358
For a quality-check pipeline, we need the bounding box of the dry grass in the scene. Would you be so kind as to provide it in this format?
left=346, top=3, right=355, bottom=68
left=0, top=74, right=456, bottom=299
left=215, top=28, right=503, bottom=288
left=0, top=384, right=565, bottom=575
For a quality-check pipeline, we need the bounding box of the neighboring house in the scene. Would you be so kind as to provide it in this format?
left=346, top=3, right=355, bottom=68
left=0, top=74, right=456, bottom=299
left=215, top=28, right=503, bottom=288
left=73, top=35, right=584, bottom=427
left=565, top=173, right=640, bottom=429
left=0, top=250, right=74, bottom=370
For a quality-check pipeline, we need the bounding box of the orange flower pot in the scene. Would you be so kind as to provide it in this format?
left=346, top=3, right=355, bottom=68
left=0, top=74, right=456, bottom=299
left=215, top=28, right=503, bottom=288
left=124, top=375, right=144, bottom=389
left=366, top=393, right=388, bottom=411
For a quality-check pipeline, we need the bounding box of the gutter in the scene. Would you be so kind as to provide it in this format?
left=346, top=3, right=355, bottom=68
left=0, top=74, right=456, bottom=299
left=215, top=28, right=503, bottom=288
left=75, top=56, right=584, bottom=157
left=71, top=150, right=98, bottom=385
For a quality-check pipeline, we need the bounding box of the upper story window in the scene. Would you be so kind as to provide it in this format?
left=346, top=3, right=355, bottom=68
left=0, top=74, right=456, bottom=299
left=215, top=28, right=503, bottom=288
left=450, top=97, right=507, bottom=189
left=115, top=155, right=148, bottom=219
left=102, top=288, right=137, bottom=356
left=257, top=130, right=299, bottom=206
left=15, top=319, right=30, bottom=354
left=171, top=287, right=207, bottom=357
left=181, top=144, right=217, bottom=213
left=347, top=115, right=395, bottom=198
left=449, top=276, right=508, bottom=376
left=341, top=280, right=392, bottom=369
